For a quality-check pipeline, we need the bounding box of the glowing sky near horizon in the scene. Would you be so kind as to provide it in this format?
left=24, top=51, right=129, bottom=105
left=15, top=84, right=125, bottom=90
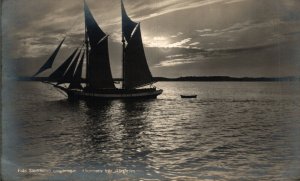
left=2, top=0, right=300, bottom=77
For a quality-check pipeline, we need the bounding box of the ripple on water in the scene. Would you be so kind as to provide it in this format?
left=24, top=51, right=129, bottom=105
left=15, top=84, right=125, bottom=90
left=2, top=82, right=300, bottom=180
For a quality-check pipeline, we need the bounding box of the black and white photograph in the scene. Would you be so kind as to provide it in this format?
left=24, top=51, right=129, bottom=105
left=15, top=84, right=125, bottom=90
left=1, top=0, right=300, bottom=180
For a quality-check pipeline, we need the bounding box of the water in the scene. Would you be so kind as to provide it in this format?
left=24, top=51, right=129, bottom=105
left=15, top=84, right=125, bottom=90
left=2, top=81, right=300, bottom=180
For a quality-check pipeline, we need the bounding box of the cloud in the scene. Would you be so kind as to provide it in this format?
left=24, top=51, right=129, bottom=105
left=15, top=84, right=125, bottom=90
left=125, top=0, right=230, bottom=23
left=197, top=19, right=284, bottom=38
left=189, top=42, right=200, bottom=46
left=171, top=32, right=184, bottom=38
left=225, top=0, right=248, bottom=4
left=143, top=36, right=192, bottom=49
left=154, top=42, right=279, bottom=68
left=3, top=0, right=287, bottom=59
left=200, top=32, right=224, bottom=37
left=143, top=35, right=170, bottom=48
left=168, top=38, right=192, bottom=48
left=165, top=54, right=185, bottom=58
left=4, top=0, right=300, bottom=77
left=155, top=58, right=197, bottom=67
left=204, top=43, right=277, bottom=54
left=154, top=36, right=167, bottom=41
left=196, top=29, right=212, bottom=33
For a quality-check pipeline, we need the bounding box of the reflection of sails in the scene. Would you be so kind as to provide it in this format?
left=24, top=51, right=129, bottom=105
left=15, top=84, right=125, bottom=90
left=82, top=100, right=155, bottom=167
left=82, top=100, right=116, bottom=166
left=121, top=100, right=151, bottom=139
left=84, top=100, right=113, bottom=144
left=119, top=100, right=154, bottom=170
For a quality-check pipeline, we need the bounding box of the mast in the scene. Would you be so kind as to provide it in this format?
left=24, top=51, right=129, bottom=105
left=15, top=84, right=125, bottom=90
left=85, top=25, right=89, bottom=87
left=122, top=28, right=126, bottom=89
left=121, top=0, right=137, bottom=89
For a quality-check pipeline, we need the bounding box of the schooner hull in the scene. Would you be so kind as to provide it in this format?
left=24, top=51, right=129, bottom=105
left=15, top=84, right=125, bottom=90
left=65, top=88, right=163, bottom=100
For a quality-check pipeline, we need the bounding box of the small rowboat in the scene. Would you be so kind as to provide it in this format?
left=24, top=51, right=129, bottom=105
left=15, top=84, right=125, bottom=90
left=180, top=95, right=197, bottom=98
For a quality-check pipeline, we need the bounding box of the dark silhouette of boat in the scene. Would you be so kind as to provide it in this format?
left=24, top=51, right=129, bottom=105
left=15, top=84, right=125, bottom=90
left=180, top=95, right=197, bottom=98
left=33, top=0, right=163, bottom=99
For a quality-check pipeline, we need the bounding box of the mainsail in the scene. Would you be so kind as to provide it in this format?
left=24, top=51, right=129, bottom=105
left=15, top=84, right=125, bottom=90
left=33, top=38, right=65, bottom=76
left=124, top=24, right=155, bottom=88
left=122, top=0, right=155, bottom=89
left=48, top=48, right=78, bottom=81
left=84, top=1, right=115, bottom=89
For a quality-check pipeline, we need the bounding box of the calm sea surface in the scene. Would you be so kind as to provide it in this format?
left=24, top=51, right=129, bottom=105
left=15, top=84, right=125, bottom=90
left=2, top=81, right=300, bottom=181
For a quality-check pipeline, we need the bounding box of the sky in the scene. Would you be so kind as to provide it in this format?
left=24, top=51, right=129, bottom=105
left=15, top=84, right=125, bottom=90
left=2, top=0, right=300, bottom=78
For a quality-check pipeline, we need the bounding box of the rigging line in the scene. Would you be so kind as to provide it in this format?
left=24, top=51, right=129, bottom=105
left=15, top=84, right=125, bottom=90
left=52, top=6, right=85, bottom=48
left=42, top=81, right=68, bottom=97
left=61, top=13, right=83, bottom=40
left=49, top=16, right=84, bottom=75
left=54, top=87, right=68, bottom=97
left=79, top=43, right=85, bottom=51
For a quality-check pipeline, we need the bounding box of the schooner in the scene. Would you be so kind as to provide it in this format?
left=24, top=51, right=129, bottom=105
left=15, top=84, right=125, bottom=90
left=33, top=0, right=163, bottom=99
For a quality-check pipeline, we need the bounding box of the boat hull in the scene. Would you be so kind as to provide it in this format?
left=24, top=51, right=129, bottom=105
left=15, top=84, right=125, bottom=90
left=180, top=95, right=197, bottom=98
left=66, top=88, right=163, bottom=100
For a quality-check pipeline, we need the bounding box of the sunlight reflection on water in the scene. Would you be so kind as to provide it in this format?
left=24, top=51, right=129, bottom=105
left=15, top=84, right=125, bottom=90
left=2, top=81, right=300, bottom=180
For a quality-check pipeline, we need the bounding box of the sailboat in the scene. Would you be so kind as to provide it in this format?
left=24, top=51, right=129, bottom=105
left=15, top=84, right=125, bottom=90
left=33, top=0, right=163, bottom=99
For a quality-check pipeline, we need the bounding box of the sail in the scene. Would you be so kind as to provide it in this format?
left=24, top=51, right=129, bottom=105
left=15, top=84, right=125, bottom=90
left=48, top=48, right=78, bottom=81
left=69, top=52, right=85, bottom=89
left=88, top=36, right=116, bottom=89
left=84, top=1, right=115, bottom=89
left=60, top=50, right=82, bottom=83
left=121, top=0, right=138, bottom=42
left=33, top=38, right=65, bottom=76
left=124, top=24, right=155, bottom=89
left=84, top=0, right=106, bottom=48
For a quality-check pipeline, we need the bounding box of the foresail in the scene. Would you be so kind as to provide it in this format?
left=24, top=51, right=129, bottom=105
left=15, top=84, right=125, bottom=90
left=84, top=0, right=106, bottom=48
left=48, top=48, right=78, bottom=81
left=121, top=0, right=138, bottom=42
left=124, top=25, right=155, bottom=89
left=60, top=50, right=82, bottom=83
left=69, top=52, right=85, bottom=89
left=33, top=38, right=65, bottom=76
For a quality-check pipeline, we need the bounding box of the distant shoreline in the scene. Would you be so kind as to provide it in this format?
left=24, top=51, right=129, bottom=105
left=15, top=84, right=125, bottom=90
left=154, top=76, right=300, bottom=82
left=15, top=76, right=300, bottom=82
